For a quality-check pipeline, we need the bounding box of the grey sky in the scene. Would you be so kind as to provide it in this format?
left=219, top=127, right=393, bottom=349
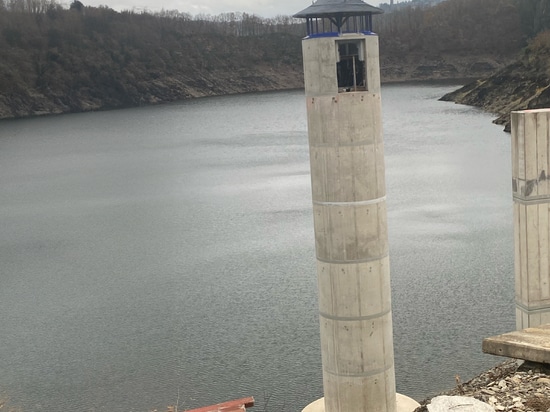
left=73, top=0, right=384, bottom=18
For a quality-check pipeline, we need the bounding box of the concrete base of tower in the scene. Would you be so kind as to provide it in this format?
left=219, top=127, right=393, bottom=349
left=397, top=394, right=422, bottom=412
left=302, top=394, right=420, bottom=412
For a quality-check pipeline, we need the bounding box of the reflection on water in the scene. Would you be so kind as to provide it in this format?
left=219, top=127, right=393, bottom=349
left=0, top=85, right=514, bottom=412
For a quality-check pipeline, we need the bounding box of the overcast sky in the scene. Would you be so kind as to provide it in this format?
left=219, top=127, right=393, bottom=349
left=72, top=0, right=384, bottom=18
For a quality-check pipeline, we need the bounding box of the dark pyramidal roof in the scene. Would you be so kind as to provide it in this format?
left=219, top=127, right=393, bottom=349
left=293, top=0, right=383, bottom=18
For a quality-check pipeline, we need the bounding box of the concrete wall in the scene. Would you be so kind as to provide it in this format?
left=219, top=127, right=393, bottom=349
left=512, top=109, right=550, bottom=328
left=303, top=33, right=396, bottom=412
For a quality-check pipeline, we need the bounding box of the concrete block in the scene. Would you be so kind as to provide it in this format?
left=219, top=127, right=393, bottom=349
left=309, top=142, right=386, bottom=202
left=482, top=324, right=550, bottom=364
left=312, top=201, right=388, bottom=262
left=319, top=312, right=394, bottom=375
left=306, top=93, right=382, bottom=146
left=317, top=257, right=391, bottom=318
left=303, top=37, right=338, bottom=96
left=323, top=368, right=396, bottom=412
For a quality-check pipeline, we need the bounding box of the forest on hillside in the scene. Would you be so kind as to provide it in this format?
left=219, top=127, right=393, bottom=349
left=432, top=0, right=550, bottom=131
left=1, top=0, right=550, bottom=118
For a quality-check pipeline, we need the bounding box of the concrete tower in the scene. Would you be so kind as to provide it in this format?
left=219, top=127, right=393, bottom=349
left=294, top=2, right=419, bottom=412
left=511, top=109, right=550, bottom=328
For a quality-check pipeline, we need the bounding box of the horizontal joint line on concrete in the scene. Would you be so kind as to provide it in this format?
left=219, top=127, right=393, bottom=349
left=515, top=301, right=550, bottom=313
left=513, top=195, right=550, bottom=205
left=324, top=364, right=393, bottom=378
left=311, top=140, right=377, bottom=148
left=305, top=92, right=371, bottom=98
left=313, top=196, right=386, bottom=207
left=316, top=254, right=389, bottom=265
left=319, top=308, right=391, bottom=322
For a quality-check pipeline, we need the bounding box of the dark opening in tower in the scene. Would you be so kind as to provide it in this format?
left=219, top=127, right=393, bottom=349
left=337, top=40, right=367, bottom=92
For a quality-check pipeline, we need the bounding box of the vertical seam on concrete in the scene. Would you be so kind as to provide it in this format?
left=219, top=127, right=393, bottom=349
left=520, top=206, right=530, bottom=304
left=537, top=203, right=541, bottom=302
left=356, top=256, right=363, bottom=319
left=519, top=204, right=522, bottom=309
left=536, top=115, right=542, bottom=303
left=545, top=202, right=547, bottom=303
left=547, top=202, right=550, bottom=299
left=547, top=115, right=550, bottom=301
left=380, top=237, right=388, bottom=401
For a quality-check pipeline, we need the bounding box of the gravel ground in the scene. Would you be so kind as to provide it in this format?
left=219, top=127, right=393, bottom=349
left=416, top=360, right=550, bottom=412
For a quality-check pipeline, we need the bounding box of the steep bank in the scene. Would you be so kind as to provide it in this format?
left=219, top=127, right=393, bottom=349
left=381, top=53, right=513, bottom=83
left=0, top=44, right=514, bottom=121
left=440, top=32, right=550, bottom=132
left=0, top=7, right=307, bottom=119
left=0, top=60, right=305, bottom=119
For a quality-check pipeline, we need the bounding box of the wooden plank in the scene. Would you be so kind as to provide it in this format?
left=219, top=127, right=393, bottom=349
left=185, top=397, right=255, bottom=412
left=482, top=324, right=550, bottom=364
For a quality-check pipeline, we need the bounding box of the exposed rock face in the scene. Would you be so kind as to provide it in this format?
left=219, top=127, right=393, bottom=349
left=0, top=0, right=526, bottom=121
left=380, top=54, right=511, bottom=83
left=0, top=65, right=305, bottom=120
left=440, top=39, right=550, bottom=132
left=439, top=68, right=550, bottom=132
left=0, top=52, right=513, bottom=121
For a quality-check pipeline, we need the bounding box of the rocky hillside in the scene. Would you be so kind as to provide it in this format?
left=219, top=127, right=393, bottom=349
left=440, top=30, right=550, bottom=132
left=0, top=6, right=306, bottom=119
left=381, top=53, right=512, bottom=83
left=0, top=0, right=529, bottom=120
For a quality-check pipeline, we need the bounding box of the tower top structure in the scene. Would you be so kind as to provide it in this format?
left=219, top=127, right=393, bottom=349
left=293, top=0, right=383, bottom=37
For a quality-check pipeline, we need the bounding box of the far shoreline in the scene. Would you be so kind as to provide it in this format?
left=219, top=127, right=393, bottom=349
left=0, top=79, right=471, bottom=124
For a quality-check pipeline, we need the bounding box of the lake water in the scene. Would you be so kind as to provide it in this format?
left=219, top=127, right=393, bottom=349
left=0, top=84, right=515, bottom=412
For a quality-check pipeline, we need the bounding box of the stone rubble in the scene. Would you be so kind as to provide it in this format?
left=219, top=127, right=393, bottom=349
left=416, top=360, right=550, bottom=412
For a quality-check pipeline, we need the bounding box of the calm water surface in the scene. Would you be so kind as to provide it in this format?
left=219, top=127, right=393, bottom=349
left=0, top=84, right=514, bottom=412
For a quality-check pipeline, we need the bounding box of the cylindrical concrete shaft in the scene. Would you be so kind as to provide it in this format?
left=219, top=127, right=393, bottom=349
left=303, top=34, right=396, bottom=412
left=512, top=109, right=550, bottom=328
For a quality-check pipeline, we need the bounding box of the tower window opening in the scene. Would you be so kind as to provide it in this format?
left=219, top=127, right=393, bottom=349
left=337, top=40, right=367, bottom=92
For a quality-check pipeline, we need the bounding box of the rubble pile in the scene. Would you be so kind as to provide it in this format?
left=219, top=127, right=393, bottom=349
left=417, top=361, right=550, bottom=412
